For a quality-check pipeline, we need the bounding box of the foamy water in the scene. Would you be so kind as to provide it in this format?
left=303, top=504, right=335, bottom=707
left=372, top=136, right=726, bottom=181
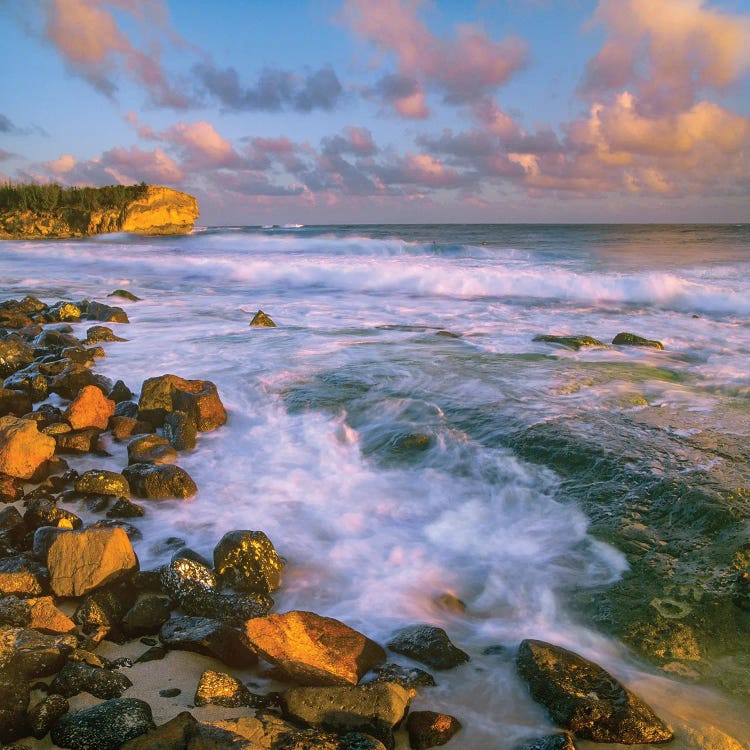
left=2, top=224, right=750, bottom=747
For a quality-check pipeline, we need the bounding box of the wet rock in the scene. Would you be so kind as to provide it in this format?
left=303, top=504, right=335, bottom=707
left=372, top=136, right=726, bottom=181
left=91, top=519, right=142, bottom=540
left=47, top=301, right=82, bottom=323
left=23, top=497, right=83, bottom=532
left=38, top=526, right=138, bottom=597
left=108, top=380, right=133, bottom=403
left=61, top=346, right=97, bottom=365
left=163, top=410, right=197, bottom=451
left=65, top=385, right=115, bottom=430
left=86, top=301, right=129, bottom=324
left=48, top=363, right=98, bottom=400
left=405, top=711, right=462, bottom=750
left=0, top=473, right=24, bottom=503
left=250, top=310, right=276, bottom=327
left=0, top=339, right=35, bottom=378
left=612, top=332, right=664, bottom=350
left=138, top=374, right=226, bottom=431
left=27, top=693, right=69, bottom=740
left=110, top=416, right=153, bottom=441
left=127, top=434, right=177, bottom=465
left=194, top=669, right=269, bottom=708
left=532, top=335, right=608, bottom=350
left=213, top=530, right=284, bottom=594
left=0, top=556, right=45, bottom=597
left=244, top=610, right=386, bottom=686
left=50, top=697, right=155, bottom=750
left=159, top=615, right=257, bottom=668
left=387, top=625, right=469, bottom=670
left=75, top=469, right=130, bottom=497
left=0, top=416, right=56, bottom=479
left=281, top=683, right=410, bottom=750
left=108, top=289, right=141, bottom=302
left=115, top=400, right=140, bottom=418
left=278, top=730, right=388, bottom=750
left=84, top=325, right=128, bottom=344
left=50, top=661, right=132, bottom=699
left=73, top=581, right=137, bottom=637
left=134, top=645, right=167, bottom=664
left=120, top=711, right=197, bottom=750
left=54, top=427, right=103, bottom=454
left=158, top=687, right=181, bottom=698
left=367, top=663, right=436, bottom=691
left=107, top=498, right=145, bottom=518
left=0, top=627, right=76, bottom=678
left=0, top=596, right=76, bottom=633
left=3, top=369, right=48, bottom=402
left=0, top=388, right=32, bottom=418
left=123, top=463, right=198, bottom=499
left=516, top=639, right=673, bottom=744
left=0, top=675, right=30, bottom=744
left=121, top=596, right=172, bottom=637
left=512, top=734, right=576, bottom=750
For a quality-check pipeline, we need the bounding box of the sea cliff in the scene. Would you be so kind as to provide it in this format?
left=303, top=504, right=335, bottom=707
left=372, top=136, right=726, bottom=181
left=0, top=186, right=199, bottom=239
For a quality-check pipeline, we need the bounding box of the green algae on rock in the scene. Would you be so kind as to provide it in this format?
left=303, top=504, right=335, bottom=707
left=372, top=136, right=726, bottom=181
left=533, top=334, right=609, bottom=350
left=612, top=332, right=665, bottom=349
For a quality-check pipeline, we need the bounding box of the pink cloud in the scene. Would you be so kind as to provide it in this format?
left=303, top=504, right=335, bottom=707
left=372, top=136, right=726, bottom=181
left=43, top=0, right=189, bottom=108
left=344, top=0, right=528, bottom=117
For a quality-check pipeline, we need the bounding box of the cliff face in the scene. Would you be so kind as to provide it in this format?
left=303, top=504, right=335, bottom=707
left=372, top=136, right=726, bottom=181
left=0, top=186, right=199, bottom=239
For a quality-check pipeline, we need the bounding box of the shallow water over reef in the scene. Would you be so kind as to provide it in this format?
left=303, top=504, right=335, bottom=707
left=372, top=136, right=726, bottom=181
left=2, top=223, right=750, bottom=748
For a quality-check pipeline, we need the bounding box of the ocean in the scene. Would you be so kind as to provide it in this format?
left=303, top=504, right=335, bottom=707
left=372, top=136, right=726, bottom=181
left=2, top=223, right=750, bottom=748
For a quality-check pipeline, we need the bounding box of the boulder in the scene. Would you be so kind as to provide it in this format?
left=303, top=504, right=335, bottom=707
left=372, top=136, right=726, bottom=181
left=194, top=669, right=268, bottom=708
left=108, top=289, right=141, bottom=302
left=278, top=730, right=387, bottom=750
left=159, top=615, right=257, bottom=668
left=0, top=627, right=76, bottom=678
left=50, top=661, right=133, bottom=699
left=387, top=625, right=469, bottom=670
left=48, top=363, right=99, bottom=399
left=65, top=384, right=115, bottom=430
left=0, top=473, right=23, bottom=503
left=123, top=463, right=198, bottom=499
left=512, top=734, right=576, bottom=750
left=0, top=595, right=76, bottom=633
left=121, top=596, right=172, bottom=637
left=281, top=683, right=410, bottom=750
left=516, top=639, right=673, bottom=744
left=367, top=663, right=436, bottom=691
left=107, top=497, right=145, bottom=518
left=47, top=301, right=82, bottom=322
left=73, top=580, right=137, bottom=636
left=54, top=427, right=103, bottom=454
left=189, top=715, right=299, bottom=750
left=0, top=338, right=34, bottom=377
left=28, top=693, right=69, bottom=740
left=213, top=530, right=284, bottom=594
left=244, top=610, right=386, bottom=686
left=111, top=416, right=152, bottom=441
left=0, top=415, right=56, bottom=479
left=86, top=300, right=129, bottom=323
left=127, top=434, right=178, bottom=465
left=0, top=675, right=30, bottom=744
left=405, top=711, right=462, bottom=750
left=612, top=332, right=664, bottom=349
left=0, top=387, right=32, bottom=417
left=0, top=555, right=45, bottom=597
left=109, top=379, right=134, bottom=402
left=50, top=697, right=155, bottom=750
left=138, top=374, right=226, bottom=431
left=532, top=335, right=608, bottom=350
left=23, top=497, right=83, bottom=532
left=250, top=310, right=276, bottom=327
left=85, top=325, right=127, bottom=344
left=75, top=469, right=130, bottom=497
left=38, top=526, right=138, bottom=597
left=163, top=410, right=197, bottom=451
left=120, top=711, right=197, bottom=750
left=4, top=368, right=48, bottom=401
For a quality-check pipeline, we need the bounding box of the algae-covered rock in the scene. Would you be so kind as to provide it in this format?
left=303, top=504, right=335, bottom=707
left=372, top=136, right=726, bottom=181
left=138, top=374, right=226, bottom=431
left=516, top=639, right=672, bottom=744
left=213, top=530, right=284, bottom=594
left=250, top=310, right=276, bottom=327
left=612, top=332, right=664, bottom=349
left=123, top=462, right=197, bottom=499
left=533, top=334, right=608, bottom=350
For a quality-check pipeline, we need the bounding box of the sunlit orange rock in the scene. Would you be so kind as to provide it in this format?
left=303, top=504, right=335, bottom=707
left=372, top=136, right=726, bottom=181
left=65, top=385, right=115, bottom=430
left=0, top=415, right=56, bottom=479
left=244, top=610, right=386, bottom=686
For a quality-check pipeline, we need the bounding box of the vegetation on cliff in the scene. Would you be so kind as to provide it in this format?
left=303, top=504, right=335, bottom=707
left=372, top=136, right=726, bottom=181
left=0, top=182, right=148, bottom=213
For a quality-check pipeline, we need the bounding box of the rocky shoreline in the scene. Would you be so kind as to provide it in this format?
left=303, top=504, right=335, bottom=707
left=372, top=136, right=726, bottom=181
left=0, top=294, right=712, bottom=749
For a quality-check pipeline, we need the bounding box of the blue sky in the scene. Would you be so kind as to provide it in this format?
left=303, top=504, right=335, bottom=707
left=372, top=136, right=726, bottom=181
left=1, top=0, right=749, bottom=224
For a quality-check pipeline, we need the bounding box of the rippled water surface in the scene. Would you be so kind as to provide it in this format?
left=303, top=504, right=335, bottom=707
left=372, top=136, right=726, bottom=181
left=2, top=223, right=750, bottom=748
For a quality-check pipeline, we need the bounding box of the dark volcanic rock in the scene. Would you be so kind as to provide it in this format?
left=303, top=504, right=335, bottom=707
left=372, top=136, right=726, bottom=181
left=213, top=530, right=284, bottom=594
left=50, top=697, right=155, bottom=750
left=163, top=410, right=197, bottom=451
left=23, top=497, right=82, bottom=532
left=120, top=711, right=197, bottom=750
left=127, top=434, right=177, bottom=465
left=121, top=596, right=172, bottom=637
left=4, top=368, right=48, bottom=402
left=108, top=289, right=141, bottom=302
left=612, top=332, right=664, bottom=350
left=138, top=374, right=226, bottom=431
left=387, top=625, right=469, bottom=670
left=0, top=339, right=35, bottom=378
left=74, top=469, right=130, bottom=497
left=0, top=388, right=32, bottom=418
left=281, top=683, right=410, bottom=750
left=115, top=400, right=140, bottom=418
left=0, top=627, right=76, bottom=678
left=159, top=615, right=257, bottom=668
left=405, top=711, right=462, bottom=750
left=50, top=661, right=132, bottom=699
left=0, top=595, right=75, bottom=633
left=106, top=497, right=145, bottom=518
left=512, top=734, right=576, bottom=750
left=367, top=663, right=436, bottom=690
left=109, top=379, right=134, bottom=402
left=73, top=581, right=137, bottom=636
left=0, top=555, right=45, bottom=597
left=48, top=363, right=98, bottom=400
left=532, top=334, right=608, bottom=350
left=250, top=310, right=276, bottom=327
left=516, top=639, right=673, bottom=744
left=0, top=674, right=30, bottom=744
left=123, top=463, right=197, bottom=499
left=86, top=301, right=129, bottom=324
left=28, top=693, right=70, bottom=739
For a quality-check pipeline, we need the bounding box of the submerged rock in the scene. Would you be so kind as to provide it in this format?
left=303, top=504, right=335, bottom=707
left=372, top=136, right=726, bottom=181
left=108, top=289, right=141, bottom=301
left=244, top=610, right=386, bottom=686
left=516, top=639, right=673, bottom=744
left=387, top=625, right=469, bottom=670
left=50, top=697, right=155, bottom=750
left=405, top=711, right=462, bottom=750
left=612, top=332, right=664, bottom=349
left=250, top=310, right=276, bottom=327
left=533, top=334, right=608, bottom=350
left=213, top=529, right=284, bottom=594
left=512, top=734, right=576, bottom=750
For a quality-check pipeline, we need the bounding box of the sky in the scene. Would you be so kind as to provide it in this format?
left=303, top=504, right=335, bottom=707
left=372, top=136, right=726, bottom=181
left=1, top=0, right=749, bottom=225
